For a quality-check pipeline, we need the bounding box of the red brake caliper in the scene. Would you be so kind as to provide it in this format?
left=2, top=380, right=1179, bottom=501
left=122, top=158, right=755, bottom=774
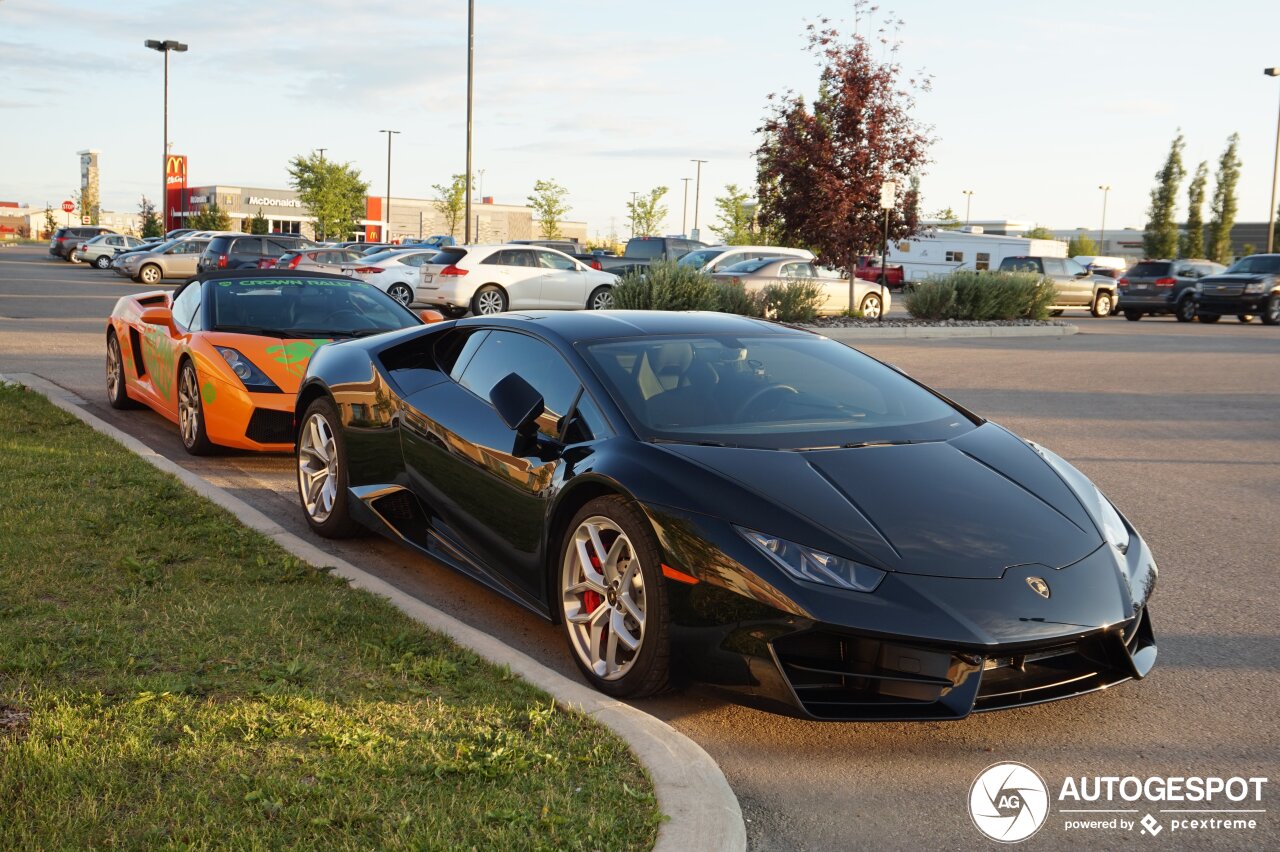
left=582, top=553, right=603, bottom=614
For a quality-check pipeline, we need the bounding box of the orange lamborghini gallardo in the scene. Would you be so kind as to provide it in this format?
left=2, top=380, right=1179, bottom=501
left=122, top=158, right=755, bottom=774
left=105, top=270, right=436, bottom=454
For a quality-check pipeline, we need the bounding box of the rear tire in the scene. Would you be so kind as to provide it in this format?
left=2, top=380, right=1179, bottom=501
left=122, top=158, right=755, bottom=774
left=471, top=284, right=508, bottom=316
left=297, top=396, right=362, bottom=539
left=94, top=254, right=111, bottom=269
left=1197, top=313, right=1221, bottom=324
left=1175, top=298, right=1196, bottom=322
left=1123, top=310, right=1142, bottom=321
left=587, top=285, right=614, bottom=310
left=1263, top=297, right=1280, bottom=326
left=387, top=283, right=413, bottom=306
left=1091, top=290, right=1114, bottom=318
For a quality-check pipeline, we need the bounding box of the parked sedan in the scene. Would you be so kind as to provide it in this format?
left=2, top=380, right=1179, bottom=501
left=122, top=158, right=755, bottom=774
left=416, top=245, right=619, bottom=317
left=115, top=238, right=210, bottom=284
left=339, top=248, right=441, bottom=305
left=710, top=257, right=892, bottom=318
left=77, top=234, right=150, bottom=269
left=293, top=310, right=1157, bottom=718
left=1116, top=259, right=1225, bottom=322
left=275, top=247, right=368, bottom=275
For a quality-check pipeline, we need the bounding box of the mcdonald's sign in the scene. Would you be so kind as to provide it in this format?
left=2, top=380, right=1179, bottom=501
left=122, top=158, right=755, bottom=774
left=165, top=155, right=187, bottom=189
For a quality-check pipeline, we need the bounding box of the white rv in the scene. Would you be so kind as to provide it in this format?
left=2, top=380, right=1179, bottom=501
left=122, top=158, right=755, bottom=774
left=888, top=227, right=1067, bottom=283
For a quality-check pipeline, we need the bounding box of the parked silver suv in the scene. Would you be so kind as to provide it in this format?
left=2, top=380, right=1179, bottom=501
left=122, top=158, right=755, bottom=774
left=77, top=234, right=150, bottom=269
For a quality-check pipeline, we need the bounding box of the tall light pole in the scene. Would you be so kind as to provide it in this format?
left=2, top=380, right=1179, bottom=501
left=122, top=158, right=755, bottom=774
left=681, top=177, right=692, bottom=236
left=380, top=129, right=400, bottom=241
left=464, top=0, right=475, bottom=243
left=961, top=190, right=974, bottom=226
left=690, top=159, right=708, bottom=235
left=629, top=191, right=638, bottom=238
left=1266, top=67, right=1280, bottom=253
left=144, top=39, right=187, bottom=232
left=1098, top=184, right=1111, bottom=253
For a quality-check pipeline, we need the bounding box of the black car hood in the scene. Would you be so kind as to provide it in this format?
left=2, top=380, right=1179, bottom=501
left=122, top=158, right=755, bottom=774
left=657, top=423, right=1101, bottom=579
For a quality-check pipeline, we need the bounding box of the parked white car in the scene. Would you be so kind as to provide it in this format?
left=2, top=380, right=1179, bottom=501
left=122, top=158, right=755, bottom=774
left=417, top=244, right=619, bottom=317
left=676, top=244, right=815, bottom=273
left=339, top=248, right=441, bottom=305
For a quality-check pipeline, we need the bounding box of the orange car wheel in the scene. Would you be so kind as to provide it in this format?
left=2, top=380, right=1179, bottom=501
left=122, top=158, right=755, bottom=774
left=178, top=361, right=217, bottom=455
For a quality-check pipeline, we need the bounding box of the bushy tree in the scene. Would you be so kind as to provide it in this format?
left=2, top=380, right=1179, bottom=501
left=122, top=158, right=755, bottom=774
left=627, top=187, right=668, bottom=238
left=138, top=196, right=163, bottom=238
left=187, top=202, right=231, bottom=231
left=528, top=179, right=569, bottom=240
left=934, top=207, right=961, bottom=229
left=43, top=204, right=56, bottom=238
left=1179, top=161, right=1209, bottom=258
left=755, top=6, right=932, bottom=269
left=248, top=209, right=269, bottom=234
left=1024, top=225, right=1057, bottom=241
left=1144, top=132, right=1185, bottom=259
left=1206, top=133, right=1241, bottom=264
left=1067, top=233, right=1099, bottom=257
left=433, top=174, right=468, bottom=239
left=710, top=184, right=758, bottom=245
left=288, top=153, right=369, bottom=242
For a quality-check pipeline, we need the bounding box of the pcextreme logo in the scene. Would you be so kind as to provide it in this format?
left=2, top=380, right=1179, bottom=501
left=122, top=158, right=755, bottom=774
left=969, top=762, right=1051, bottom=843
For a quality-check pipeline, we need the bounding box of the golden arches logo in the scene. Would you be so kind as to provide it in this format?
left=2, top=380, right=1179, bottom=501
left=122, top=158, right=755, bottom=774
left=165, top=156, right=187, bottom=176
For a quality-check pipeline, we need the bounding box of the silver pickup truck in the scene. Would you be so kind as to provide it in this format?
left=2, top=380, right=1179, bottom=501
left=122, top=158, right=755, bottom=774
left=998, top=255, right=1119, bottom=317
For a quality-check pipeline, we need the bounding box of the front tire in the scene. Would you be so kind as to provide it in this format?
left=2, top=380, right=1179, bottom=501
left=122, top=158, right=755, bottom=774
left=297, top=397, right=362, bottom=538
left=105, top=331, right=140, bottom=409
left=1262, top=297, right=1280, bottom=326
left=471, top=284, right=508, bottom=316
left=1123, top=310, right=1142, bottom=321
left=1197, top=312, right=1221, bottom=324
left=94, top=254, right=111, bottom=269
left=1091, top=290, right=1113, bottom=318
left=177, top=361, right=216, bottom=455
left=387, top=282, right=413, bottom=306
left=587, top=285, right=613, bottom=310
left=440, top=306, right=468, bottom=319
left=559, top=495, right=670, bottom=698
left=859, top=292, right=883, bottom=319
left=139, top=264, right=161, bottom=286
left=1175, top=297, right=1196, bottom=322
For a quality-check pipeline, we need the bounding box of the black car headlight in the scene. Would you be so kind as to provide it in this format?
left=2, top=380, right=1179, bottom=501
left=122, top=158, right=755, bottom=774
left=215, top=347, right=280, bottom=392
left=736, top=527, right=886, bottom=592
left=1243, top=281, right=1266, bottom=294
left=1028, top=442, right=1130, bottom=554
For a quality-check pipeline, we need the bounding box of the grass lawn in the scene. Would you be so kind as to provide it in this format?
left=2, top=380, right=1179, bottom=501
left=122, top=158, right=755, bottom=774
left=0, top=383, right=661, bottom=849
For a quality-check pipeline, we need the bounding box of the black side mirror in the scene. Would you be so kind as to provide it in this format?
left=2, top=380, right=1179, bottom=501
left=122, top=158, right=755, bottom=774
left=490, top=372, right=545, bottom=455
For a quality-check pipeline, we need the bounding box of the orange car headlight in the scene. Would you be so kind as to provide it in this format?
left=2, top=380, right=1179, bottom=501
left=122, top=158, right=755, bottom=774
left=215, top=347, right=281, bottom=393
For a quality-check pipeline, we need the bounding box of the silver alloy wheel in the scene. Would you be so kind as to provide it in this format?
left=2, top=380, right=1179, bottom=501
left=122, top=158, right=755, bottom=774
left=860, top=293, right=882, bottom=319
left=476, top=288, right=505, bottom=315
left=389, top=283, right=412, bottom=306
left=590, top=287, right=613, bottom=310
left=177, top=365, right=201, bottom=448
left=106, top=335, right=122, bottom=399
left=561, top=516, right=646, bottom=681
left=297, top=412, right=338, bottom=523
left=140, top=264, right=160, bottom=285
left=95, top=254, right=111, bottom=269
left=1267, top=298, right=1280, bottom=323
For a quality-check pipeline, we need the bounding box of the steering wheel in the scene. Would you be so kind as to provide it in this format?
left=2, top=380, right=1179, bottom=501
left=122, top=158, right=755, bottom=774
left=733, top=383, right=800, bottom=420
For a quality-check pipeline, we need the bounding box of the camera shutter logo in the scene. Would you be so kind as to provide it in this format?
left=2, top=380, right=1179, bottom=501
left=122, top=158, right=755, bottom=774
left=968, top=762, right=1050, bottom=843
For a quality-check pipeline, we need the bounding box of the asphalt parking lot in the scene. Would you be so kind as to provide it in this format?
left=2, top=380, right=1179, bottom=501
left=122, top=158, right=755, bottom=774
left=2, top=245, right=1277, bottom=850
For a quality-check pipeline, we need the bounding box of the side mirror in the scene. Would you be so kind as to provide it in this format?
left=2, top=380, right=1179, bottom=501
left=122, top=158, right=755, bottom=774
left=138, top=306, right=172, bottom=326
left=1076, top=270, right=1091, bottom=278
left=490, top=371, right=544, bottom=436
left=418, top=309, right=444, bottom=324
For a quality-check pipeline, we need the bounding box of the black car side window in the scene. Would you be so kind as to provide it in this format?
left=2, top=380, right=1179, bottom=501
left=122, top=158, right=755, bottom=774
left=562, top=391, right=612, bottom=444
left=457, top=331, right=582, bottom=438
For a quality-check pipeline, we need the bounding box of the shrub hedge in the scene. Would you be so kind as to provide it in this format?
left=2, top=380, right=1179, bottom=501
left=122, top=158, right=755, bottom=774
left=904, top=271, right=1054, bottom=321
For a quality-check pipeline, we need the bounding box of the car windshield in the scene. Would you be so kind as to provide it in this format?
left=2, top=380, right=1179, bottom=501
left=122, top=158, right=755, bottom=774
left=1225, top=255, right=1280, bottom=274
left=580, top=335, right=975, bottom=450
left=210, top=276, right=420, bottom=338
left=357, top=250, right=407, bottom=265
left=677, top=249, right=725, bottom=268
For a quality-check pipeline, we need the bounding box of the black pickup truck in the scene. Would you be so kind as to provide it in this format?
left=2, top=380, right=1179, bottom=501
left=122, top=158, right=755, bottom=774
left=595, top=236, right=706, bottom=276
left=1193, top=253, right=1280, bottom=324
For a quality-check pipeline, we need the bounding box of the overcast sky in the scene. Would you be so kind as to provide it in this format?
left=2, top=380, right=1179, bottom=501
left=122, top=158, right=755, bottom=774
left=3, top=0, right=1279, bottom=239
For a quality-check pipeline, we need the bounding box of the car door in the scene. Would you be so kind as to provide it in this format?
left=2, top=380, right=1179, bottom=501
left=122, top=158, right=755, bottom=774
left=535, top=250, right=586, bottom=308
left=399, top=328, right=586, bottom=601
left=791, top=260, right=846, bottom=313
left=500, top=249, right=548, bottom=309
left=166, top=240, right=206, bottom=277
left=135, top=282, right=199, bottom=416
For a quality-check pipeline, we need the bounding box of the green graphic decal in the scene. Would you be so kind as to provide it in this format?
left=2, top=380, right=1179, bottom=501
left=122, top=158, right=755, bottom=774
left=265, top=339, right=330, bottom=378
left=140, top=325, right=176, bottom=400
left=201, top=381, right=216, bottom=405
left=217, top=278, right=353, bottom=288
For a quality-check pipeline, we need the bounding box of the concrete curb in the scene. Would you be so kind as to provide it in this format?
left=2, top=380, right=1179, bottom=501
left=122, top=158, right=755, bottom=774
left=809, top=324, right=1079, bottom=341
left=5, top=372, right=746, bottom=852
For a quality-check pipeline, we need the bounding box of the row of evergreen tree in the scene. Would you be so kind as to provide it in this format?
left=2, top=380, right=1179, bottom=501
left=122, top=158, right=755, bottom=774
left=1144, top=131, right=1243, bottom=262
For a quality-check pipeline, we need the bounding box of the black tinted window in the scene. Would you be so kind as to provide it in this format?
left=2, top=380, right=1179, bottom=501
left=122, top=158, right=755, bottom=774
left=433, top=248, right=468, bottom=267
left=230, top=238, right=262, bottom=257
left=627, top=239, right=667, bottom=260
left=1127, top=261, right=1171, bottom=277
left=458, top=331, right=581, bottom=438
left=1225, top=255, right=1280, bottom=274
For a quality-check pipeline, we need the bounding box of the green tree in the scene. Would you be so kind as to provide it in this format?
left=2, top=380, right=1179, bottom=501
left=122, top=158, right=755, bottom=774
left=1241, top=243, right=1257, bottom=257
left=138, top=196, right=163, bottom=238
left=1179, top=161, right=1209, bottom=258
left=187, top=202, right=232, bottom=231
left=627, top=187, right=668, bottom=238
left=73, top=186, right=100, bottom=226
left=248, top=209, right=269, bottom=235
left=1144, top=132, right=1186, bottom=259
left=1024, top=225, right=1057, bottom=240
left=710, top=184, right=757, bottom=245
left=1067, top=233, right=1099, bottom=257
left=934, top=207, right=962, bottom=229
left=43, top=204, right=57, bottom=238
left=527, top=179, right=570, bottom=240
left=1206, top=133, right=1241, bottom=264
left=433, top=174, right=468, bottom=239
left=287, top=153, right=369, bottom=242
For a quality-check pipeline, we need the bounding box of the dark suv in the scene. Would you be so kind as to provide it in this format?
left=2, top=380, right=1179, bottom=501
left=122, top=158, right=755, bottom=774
left=1116, top=258, right=1225, bottom=322
left=49, top=226, right=116, bottom=260
left=1193, top=254, right=1280, bottom=325
left=197, top=234, right=317, bottom=273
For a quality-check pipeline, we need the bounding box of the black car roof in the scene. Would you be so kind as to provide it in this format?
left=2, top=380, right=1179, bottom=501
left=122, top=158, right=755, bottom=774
left=460, top=310, right=807, bottom=343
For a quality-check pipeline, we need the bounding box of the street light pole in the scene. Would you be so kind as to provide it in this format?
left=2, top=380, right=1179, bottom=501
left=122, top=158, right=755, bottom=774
left=144, top=39, right=187, bottom=232
left=690, top=159, right=708, bottom=235
left=464, top=0, right=475, bottom=243
left=681, top=177, right=691, bottom=236
left=1098, top=184, right=1111, bottom=253
left=629, top=191, right=638, bottom=238
left=962, top=190, right=974, bottom=226
left=1266, top=68, right=1280, bottom=253
left=380, top=129, right=400, bottom=242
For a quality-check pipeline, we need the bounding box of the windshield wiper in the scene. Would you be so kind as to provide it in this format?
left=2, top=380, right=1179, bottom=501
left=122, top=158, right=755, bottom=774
left=840, top=439, right=920, bottom=449
left=214, top=325, right=305, bottom=338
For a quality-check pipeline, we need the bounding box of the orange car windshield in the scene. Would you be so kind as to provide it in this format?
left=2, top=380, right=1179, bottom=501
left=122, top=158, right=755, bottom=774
left=210, top=277, right=419, bottom=338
